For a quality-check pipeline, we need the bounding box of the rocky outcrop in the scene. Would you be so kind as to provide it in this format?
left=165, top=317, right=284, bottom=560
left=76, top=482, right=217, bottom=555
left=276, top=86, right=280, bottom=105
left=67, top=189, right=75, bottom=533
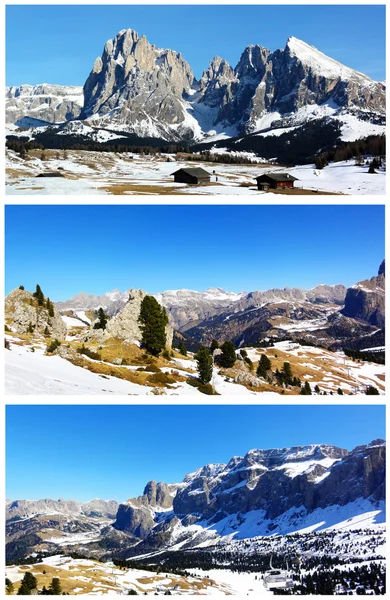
left=5, top=84, right=83, bottom=125
left=103, top=288, right=173, bottom=347
left=342, top=262, right=385, bottom=327
left=5, top=288, right=66, bottom=339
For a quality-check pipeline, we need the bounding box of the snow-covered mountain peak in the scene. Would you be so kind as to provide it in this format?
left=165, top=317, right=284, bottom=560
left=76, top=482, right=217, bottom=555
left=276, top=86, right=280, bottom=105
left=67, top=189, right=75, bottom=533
left=183, top=463, right=227, bottom=484
left=285, top=36, right=367, bottom=82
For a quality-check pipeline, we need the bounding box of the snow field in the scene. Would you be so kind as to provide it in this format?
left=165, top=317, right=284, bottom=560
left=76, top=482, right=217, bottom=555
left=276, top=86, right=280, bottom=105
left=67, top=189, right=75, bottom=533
left=6, top=148, right=385, bottom=195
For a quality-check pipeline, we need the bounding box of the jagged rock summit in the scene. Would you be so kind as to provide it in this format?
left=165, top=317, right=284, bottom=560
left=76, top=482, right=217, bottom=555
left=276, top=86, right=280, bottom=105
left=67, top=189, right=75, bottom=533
left=82, top=28, right=195, bottom=139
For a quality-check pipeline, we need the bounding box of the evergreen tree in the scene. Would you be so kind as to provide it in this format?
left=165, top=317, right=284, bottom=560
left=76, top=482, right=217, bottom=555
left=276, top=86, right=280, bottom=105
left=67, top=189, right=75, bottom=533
left=27, top=321, right=34, bottom=334
left=6, top=578, right=14, bottom=594
left=18, top=572, right=37, bottom=594
left=93, top=307, right=108, bottom=330
left=282, top=361, right=293, bottom=383
left=46, top=298, right=55, bottom=317
left=337, top=387, right=344, bottom=395
left=300, top=381, right=312, bottom=395
left=314, top=384, right=320, bottom=394
left=48, top=578, right=62, bottom=595
left=19, top=285, right=24, bottom=290
left=195, top=346, right=213, bottom=384
left=138, top=296, right=168, bottom=356
left=218, top=341, right=237, bottom=368
left=178, top=341, right=187, bottom=356
left=33, top=284, right=45, bottom=306
left=257, top=354, right=272, bottom=378
left=365, top=385, right=380, bottom=395
left=209, top=339, right=219, bottom=354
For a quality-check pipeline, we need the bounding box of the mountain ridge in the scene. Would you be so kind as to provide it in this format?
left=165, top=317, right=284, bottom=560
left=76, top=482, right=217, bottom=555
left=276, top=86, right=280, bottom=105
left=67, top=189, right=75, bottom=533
left=6, top=30, right=385, bottom=148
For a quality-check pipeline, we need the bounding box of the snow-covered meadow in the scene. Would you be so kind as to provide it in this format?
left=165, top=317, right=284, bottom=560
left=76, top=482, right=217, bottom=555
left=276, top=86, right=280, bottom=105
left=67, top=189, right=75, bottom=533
left=6, top=147, right=385, bottom=195
left=5, top=335, right=385, bottom=396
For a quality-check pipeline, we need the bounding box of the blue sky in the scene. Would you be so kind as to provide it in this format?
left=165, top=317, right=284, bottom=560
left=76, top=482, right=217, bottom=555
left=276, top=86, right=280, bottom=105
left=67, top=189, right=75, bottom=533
left=6, top=405, right=385, bottom=502
left=6, top=5, right=385, bottom=86
left=5, top=205, right=384, bottom=300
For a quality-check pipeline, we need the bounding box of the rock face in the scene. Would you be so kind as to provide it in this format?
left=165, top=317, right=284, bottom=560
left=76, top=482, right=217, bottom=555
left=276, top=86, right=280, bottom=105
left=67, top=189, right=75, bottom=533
left=342, top=262, right=385, bottom=327
left=113, top=441, right=385, bottom=549
left=82, top=29, right=195, bottom=139
left=5, top=84, right=83, bottom=125
left=103, top=288, right=173, bottom=347
left=5, top=288, right=66, bottom=339
left=114, top=480, right=178, bottom=537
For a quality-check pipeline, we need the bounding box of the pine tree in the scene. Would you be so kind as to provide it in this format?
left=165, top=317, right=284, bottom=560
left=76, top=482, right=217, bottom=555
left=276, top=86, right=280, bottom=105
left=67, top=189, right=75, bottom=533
left=18, top=572, right=37, bottom=594
left=46, top=297, right=55, bottom=318
left=33, top=284, right=45, bottom=306
left=138, top=296, right=168, bottom=356
left=5, top=578, right=14, bottom=594
left=337, top=387, right=343, bottom=395
left=300, top=381, right=312, bottom=395
left=93, top=307, right=108, bottom=330
left=365, top=385, right=379, bottom=395
left=282, top=361, right=293, bottom=383
left=195, top=346, right=213, bottom=384
left=48, top=578, right=62, bottom=595
left=256, top=354, right=272, bottom=378
left=314, top=384, right=320, bottom=394
left=178, top=341, right=187, bottom=356
left=218, top=341, right=237, bottom=368
left=210, top=339, right=219, bottom=354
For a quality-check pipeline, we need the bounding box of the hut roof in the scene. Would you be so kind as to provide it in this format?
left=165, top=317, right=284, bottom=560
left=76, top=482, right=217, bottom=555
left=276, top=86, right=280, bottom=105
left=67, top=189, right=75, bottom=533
left=171, top=167, right=211, bottom=177
left=256, top=173, right=298, bottom=182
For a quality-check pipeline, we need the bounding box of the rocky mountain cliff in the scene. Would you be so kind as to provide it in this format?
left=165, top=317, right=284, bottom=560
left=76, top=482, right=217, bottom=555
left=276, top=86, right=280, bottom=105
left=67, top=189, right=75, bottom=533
left=5, top=84, right=83, bottom=125
left=112, top=441, right=385, bottom=550
left=342, top=261, right=385, bottom=327
left=6, top=31, right=385, bottom=144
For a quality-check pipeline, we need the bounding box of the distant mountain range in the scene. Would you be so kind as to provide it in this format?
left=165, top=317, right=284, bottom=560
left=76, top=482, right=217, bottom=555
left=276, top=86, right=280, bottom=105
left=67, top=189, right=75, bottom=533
left=54, top=262, right=385, bottom=352
left=5, top=30, right=385, bottom=160
left=6, top=440, right=385, bottom=563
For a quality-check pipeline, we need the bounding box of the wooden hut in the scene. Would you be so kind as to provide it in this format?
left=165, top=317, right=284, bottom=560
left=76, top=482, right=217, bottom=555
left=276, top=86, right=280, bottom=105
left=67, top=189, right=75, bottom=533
left=256, top=173, right=298, bottom=191
left=172, top=167, right=211, bottom=185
